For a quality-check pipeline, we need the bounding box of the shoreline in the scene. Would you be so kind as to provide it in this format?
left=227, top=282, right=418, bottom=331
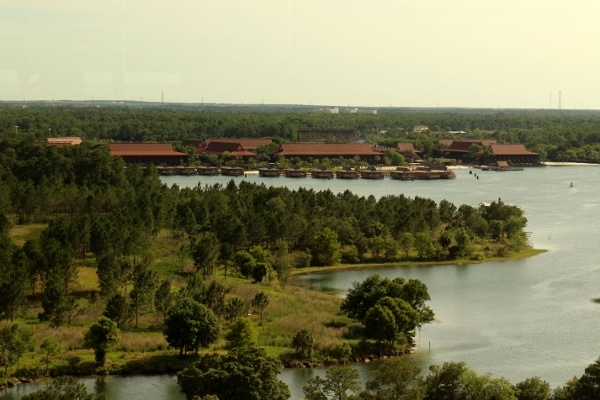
left=543, top=161, right=600, bottom=166
left=291, top=247, right=547, bottom=276
left=0, top=247, right=548, bottom=392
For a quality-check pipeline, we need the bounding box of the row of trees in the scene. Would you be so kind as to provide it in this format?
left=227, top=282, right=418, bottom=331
left=301, top=356, right=600, bottom=400
left=5, top=104, right=600, bottom=161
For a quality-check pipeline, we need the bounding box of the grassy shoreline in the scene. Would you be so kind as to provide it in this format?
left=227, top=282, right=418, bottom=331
left=291, top=247, right=547, bottom=276
left=1, top=247, right=546, bottom=387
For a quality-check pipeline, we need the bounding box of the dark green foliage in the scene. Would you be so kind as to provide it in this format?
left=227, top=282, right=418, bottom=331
left=163, top=297, right=219, bottom=356
left=103, top=294, right=133, bottom=329
left=341, top=275, right=432, bottom=351
left=571, top=357, right=600, bottom=400
left=177, top=346, right=290, bottom=400
left=251, top=262, right=268, bottom=283
left=233, top=250, right=255, bottom=278
left=291, top=329, right=314, bottom=358
left=38, top=274, right=69, bottom=327
left=190, top=232, right=221, bottom=276
left=21, top=376, right=103, bottom=400
left=341, top=274, right=433, bottom=326
left=311, top=227, right=342, bottom=266
left=421, top=361, right=468, bottom=400
left=514, top=376, right=552, bottom=400
left=0, top=245, right=28, bottom=321
left=83, top=317, right=119, bottom=367
left=224, top=297, right=246, bottom=322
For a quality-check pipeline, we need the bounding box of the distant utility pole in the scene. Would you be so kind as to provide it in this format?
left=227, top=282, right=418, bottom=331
left=559, top=91, right=562, bottom=110
left=161, top=92, right=164, bottom=106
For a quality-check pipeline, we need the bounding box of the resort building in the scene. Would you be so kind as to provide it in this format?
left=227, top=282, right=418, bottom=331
left=271, top=142, right=384, bottom=164
left=479, top=144, right=539, bottom=165
left=108, top=143, right=188, bottom=165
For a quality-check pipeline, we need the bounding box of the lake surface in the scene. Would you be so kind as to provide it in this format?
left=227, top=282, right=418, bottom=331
left=3, top=166, right=600, bottom=399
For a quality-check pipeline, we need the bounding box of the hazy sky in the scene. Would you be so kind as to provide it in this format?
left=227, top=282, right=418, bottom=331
left=3, top=1, right=600, bottom=109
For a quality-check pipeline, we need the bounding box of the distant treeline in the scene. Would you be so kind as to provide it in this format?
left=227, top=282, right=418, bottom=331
left=2, top=104, right=600, bottom=162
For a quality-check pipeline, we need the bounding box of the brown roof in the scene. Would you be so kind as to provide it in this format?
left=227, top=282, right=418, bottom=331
left=199, top=141, right=255, bottom=157
left=108, top=143, right=187, bottom=156
left=397, top=142, right=418, bottom=152
left=274, top=143, right=383, bottom=156
left=204, top=138, right=272, bottom=151
left=445, top=140, right=497, bottom=152
left=488, top=144, right=537, bottom=156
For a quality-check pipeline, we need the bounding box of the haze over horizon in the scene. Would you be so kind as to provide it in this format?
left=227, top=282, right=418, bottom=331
left=3, top=1, right=600, bottom=110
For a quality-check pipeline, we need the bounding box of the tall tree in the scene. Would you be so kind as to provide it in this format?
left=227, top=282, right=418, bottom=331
left=0, top=246, right=28, bottom=321
left=40, top=337, right=62, bottom=374
left=154, top=279, right=175, bottom=323
left=163, top=297, right=219, bottom=356
left=0, top=323, right=32, bottom=376
left=103, top=293, right=133, bottom=329
left=129, top=263, right=158, bottom=328
left=251, top=291, right=269, bottom=326
left=190, top=232, right=221, bottom=276
left=311, top=227, right=342, bottom=267
left=83, top=317, right=119, bottom=367
left=292, top=329, right=314, bottom=358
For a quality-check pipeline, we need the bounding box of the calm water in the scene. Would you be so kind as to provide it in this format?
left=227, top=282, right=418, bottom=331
left=3, top=166, right=600, bottom=399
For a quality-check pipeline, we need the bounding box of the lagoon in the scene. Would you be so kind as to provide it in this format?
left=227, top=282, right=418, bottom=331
left=3, top=166, right=600, bottom=399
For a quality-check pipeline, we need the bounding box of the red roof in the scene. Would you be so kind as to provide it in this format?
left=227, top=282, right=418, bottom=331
left=446, top=140, right=497, bottom=152
left=198, top=141, right=255, bottom=157
left=488, top=144, right=537, bottom=156
left=397, top=142, right=418, bottom=152
left=274, top=143, right=383, bottom=156
left=205, top=138, right=272, bottom=151
left=108, top=143, right=187, bottom=156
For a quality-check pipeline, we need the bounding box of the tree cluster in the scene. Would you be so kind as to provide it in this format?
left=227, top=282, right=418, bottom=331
left=302, top=356, right=600, bottom=400
left=340, top=274, right=433, bottom=354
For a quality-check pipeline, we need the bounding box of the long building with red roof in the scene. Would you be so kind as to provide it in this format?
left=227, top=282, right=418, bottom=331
left=482, top=144, right=539, bottom=164
left=272, top=143, right=384, bottom=163
left=108, top=143, right=188, bottom=165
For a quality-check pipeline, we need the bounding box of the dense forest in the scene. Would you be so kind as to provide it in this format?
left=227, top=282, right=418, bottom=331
left=3, top=103, right=600, bottom=162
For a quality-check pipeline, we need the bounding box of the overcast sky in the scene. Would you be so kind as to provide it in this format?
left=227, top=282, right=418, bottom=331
left=3, top=1, right=600, bottom=109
